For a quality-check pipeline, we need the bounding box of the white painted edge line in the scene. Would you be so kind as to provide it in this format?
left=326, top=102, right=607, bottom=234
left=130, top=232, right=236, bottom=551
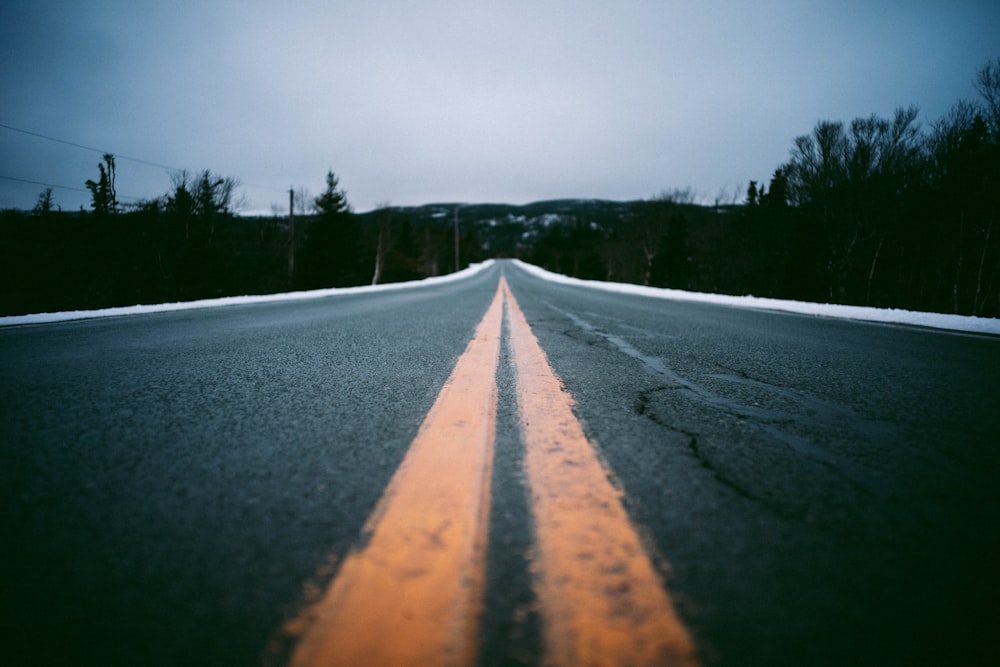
left=512, top=259, right=1000, bottom=336
left=0, top=260, right=496, bottom=327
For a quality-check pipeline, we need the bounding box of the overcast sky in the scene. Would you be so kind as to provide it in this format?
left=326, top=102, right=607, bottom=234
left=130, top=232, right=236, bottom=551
left=2, top=1, right=998, bottom=214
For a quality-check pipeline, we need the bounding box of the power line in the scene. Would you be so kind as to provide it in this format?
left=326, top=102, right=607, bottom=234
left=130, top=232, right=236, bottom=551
left=0, top=174, right=143, bottom=201
left=0, top=174, right=89, bottom=194
left=0, top=121, right=181, bottom=172
left=0, top=121, right=286, bottom=193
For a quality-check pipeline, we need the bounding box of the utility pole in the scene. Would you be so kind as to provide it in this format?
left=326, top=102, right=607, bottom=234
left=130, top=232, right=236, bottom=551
left=288, top=187, right=295, bottom=286
left=454, top=205, right=460, bottom=273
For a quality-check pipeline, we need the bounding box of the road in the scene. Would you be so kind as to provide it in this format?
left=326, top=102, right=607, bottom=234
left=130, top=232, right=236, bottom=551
left=2, top=260, right=998, bottom=666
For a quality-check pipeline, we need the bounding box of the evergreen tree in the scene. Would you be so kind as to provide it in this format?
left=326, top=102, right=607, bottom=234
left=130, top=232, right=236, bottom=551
left=33, top=188, right=55, bottom=216
left=85, top=153, right=118, bottom=217
left=314, top=170, right=351, bottom=217
left=299, top=170, right=363, bottom=288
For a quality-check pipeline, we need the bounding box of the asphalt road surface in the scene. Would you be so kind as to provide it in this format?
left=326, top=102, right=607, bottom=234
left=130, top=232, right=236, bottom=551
left=2, top=260, right=998, bottom=666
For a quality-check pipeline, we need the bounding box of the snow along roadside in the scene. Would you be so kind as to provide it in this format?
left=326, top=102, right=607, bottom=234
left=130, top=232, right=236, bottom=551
left=512, top=260, right=1000, bottom=336
left=0, top=260, right=496, bottom=327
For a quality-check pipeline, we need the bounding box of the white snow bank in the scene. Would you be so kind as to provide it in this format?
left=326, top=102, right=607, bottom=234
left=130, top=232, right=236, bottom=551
left=0, top=260, right=496, bottom=327
left=512, top=260, right=1000, bottom=336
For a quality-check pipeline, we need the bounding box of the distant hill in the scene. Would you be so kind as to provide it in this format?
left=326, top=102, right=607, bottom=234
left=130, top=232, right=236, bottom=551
left=356, top=199, right=637, bottom=256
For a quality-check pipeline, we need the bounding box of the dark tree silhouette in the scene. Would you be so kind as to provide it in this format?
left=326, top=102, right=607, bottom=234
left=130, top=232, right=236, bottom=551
left=85, top=153, right=118, bottom=217
left=649, top=213, right=692, bottom=288
left=314, top=170, right=351, bottom=218
left=298, top=170, right=363, bottom=288
left=33, top=188, right=55, bottom=216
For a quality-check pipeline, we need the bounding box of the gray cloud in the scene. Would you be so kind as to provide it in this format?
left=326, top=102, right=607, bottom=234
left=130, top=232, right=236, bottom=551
left=2, top=1, right=998, bottom=213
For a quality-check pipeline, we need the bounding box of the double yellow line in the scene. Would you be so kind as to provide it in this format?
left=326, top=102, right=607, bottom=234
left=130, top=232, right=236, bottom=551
left=287, top=276, right=696, bottom=667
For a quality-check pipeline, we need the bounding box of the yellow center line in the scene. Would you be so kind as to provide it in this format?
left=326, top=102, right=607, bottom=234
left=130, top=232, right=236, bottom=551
left=286, top=272, right=698, bottom=666
left=287, top=279, right=505, bottom=667
left=504, top=280, right=698, bottom=667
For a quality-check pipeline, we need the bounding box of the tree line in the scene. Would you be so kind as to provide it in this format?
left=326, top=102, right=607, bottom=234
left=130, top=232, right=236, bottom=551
left=2, top=59, right=998, bottom=318
left=0, top=164, right=482, bottom=316
left=742, top=71, right=999, bottom=317
left=523, top=59, right=1000, bottom=318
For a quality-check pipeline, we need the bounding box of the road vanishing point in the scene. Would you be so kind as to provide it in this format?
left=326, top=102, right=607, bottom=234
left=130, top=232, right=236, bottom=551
left=2, top=260, right=999, bottom=666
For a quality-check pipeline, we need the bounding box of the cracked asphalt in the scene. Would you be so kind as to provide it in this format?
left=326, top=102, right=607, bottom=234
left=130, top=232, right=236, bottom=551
left=503, top=264, right=1000, bottom=666
left=1, top=260, right=998, bottom=666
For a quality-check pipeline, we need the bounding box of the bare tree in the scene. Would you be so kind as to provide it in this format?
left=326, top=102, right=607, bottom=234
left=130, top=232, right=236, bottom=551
left=294, top=187, right=314, bottom=216
left=165, top=169, right=240, bottom=244
left=974, top=57, right=1000, bottom=138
